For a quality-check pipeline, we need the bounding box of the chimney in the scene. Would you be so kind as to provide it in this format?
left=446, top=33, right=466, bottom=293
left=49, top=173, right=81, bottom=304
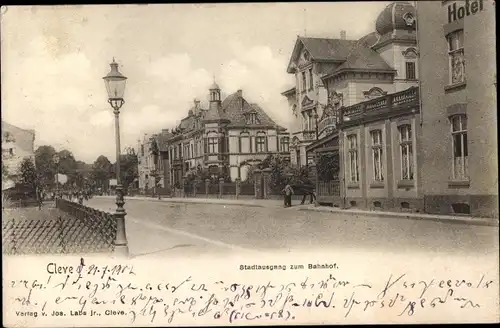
left=340, top=30, right=346, bottom=40
left=237, top=89, right=244, bottom=110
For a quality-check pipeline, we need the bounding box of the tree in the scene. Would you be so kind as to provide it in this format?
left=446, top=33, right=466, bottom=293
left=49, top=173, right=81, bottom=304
left=91, top=155, right=113, bottom=188
left=115, top=153, right=138, bottom=190
left=35, top=145, right=57, bottom=187
left=19, top=157, right=37, bottom=188
left=316, top=153, right=339, bottom=181
left=2, top=161, right=8, bottom=180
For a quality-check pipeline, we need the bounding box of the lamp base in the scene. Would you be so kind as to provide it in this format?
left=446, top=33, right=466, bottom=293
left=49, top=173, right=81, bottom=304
left=112, top=243, right=129, bottom=257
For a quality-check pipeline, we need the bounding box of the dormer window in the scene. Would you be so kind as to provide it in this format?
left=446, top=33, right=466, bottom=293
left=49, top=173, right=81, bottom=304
left=245, top=112, right=258, bottom=124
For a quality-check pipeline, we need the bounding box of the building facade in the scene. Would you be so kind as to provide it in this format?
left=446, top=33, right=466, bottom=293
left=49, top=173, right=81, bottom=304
left=164, top=84, right=290, bottom=185
left=283, top=2, right=420, bottom=168
left=1, top=121, right=36, bottom=188
left=339, top=87, right=421, bottom=211
left=417, top=0, right=497, bottom=217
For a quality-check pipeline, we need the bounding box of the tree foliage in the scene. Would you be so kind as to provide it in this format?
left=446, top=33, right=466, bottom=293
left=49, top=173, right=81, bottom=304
left=91, top=155, right=113, bottom=188
left=316, top=153, right=339, bottom=181
left=116, top=153, right=138, bottom=190
left=35, top=145, right=57, bottom=187
left=2, top=161, right=9, bottom=180
left=19, top=157, right=37, bottom=187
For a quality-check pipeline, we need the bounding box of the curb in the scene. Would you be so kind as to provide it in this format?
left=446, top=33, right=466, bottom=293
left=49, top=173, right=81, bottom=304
left=299, top=207, right=499, bottom=227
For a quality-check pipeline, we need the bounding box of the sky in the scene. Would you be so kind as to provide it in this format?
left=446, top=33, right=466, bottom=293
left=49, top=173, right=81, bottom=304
left=1, top=2, right=389, bottom=163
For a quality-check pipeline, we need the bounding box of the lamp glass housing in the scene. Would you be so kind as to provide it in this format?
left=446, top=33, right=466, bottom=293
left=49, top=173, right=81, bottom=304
left=103, top=59, right=127, bottom=100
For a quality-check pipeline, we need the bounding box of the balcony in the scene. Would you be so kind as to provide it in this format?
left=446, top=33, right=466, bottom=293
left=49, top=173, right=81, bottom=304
left=341, top=87, right=419, bottom=125
left=302, top=130, right=316, bottom=141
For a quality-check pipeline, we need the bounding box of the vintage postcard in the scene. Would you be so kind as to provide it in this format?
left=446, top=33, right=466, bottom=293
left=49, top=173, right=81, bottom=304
left=1, top=1, right=499, bottom=327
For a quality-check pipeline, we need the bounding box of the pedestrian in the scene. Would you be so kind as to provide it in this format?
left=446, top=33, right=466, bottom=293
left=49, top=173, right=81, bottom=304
left=282, top=181, right=294, bottom=208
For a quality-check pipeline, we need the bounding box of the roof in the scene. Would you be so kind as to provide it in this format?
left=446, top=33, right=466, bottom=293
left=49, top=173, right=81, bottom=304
left=281, top=86, right=296, bottom=96
left=1, top=121, right=36, bottom=136
left=336, top=45, right=394, bottom=71
left=356, top=32, right=380, bottom=48
left=209, top=82, right=220, bottom=90
left=287, top=36, right=358, bottom=73
left=300, top=37, right=357, bottom=61
left=202, top=91, right=285, bottom=129
left=375, top=1, right=416, bottom=36
left=321, top=44, right=396, bottom=81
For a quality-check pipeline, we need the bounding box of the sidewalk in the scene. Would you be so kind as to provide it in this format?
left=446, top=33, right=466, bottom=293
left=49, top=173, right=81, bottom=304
left=97, top=195, right=286, bottom=208
left=94, top=195, right=498, bottom=227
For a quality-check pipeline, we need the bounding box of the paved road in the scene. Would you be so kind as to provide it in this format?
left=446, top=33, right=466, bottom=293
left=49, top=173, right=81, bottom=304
left=85, top=197, right=498, bottom=257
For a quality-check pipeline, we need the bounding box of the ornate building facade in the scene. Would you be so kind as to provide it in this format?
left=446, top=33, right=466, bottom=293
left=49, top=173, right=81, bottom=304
left=1, top=121, right=36, bottom=189
left=417, top=0, right=497, bottom=217
left=282, top=1, right=421, bottom=206
left=137, top=130, right=171, bottom=192
left=161, top=83, right=289, bottom=186
left=282, top=2, right=420, bottom=168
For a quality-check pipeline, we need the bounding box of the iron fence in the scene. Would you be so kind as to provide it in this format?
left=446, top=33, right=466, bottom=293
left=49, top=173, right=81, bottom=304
left=2, top=199, right=116, bottom=255
left=317, top=180, right=341, bottom=197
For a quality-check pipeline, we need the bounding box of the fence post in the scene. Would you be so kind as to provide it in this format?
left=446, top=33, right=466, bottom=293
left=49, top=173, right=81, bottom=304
left=205, top=179, right=210, bottom=198
left=262, top=168, right=272, bottom=199
left=219, top=178, right=224, bottom=199
left=254, top=169, right=262, bottom=199
left=235, top=178, right=241, bottom=200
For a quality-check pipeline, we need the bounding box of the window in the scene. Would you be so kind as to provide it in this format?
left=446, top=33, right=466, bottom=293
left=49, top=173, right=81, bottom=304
left=191, top=144, right=194, bottom=158
left=9, top=148, right=14, bottom=156
left=280, top=137, right=290, bottom=153
left=451, top=115, right=468, bottom=180
left=447, top=30, right=465, bottom=84
left=240, top=133, right=250, bottom=153
left=141, top=145, right=144, bottom=156
left=399, top=125, right=414, bottom=180
left=208, top=136, right=218, bottom=154
left=301, top=71, right=307, bottom=92
left=347, top=134, right=359, bottom=183
left=256, top=133, right=266, bottom=153
left=308, top=68, right=313, bottom=90
left=406, top=62, right=416, bottom=80
left=370, top=130, right=384, bottom=182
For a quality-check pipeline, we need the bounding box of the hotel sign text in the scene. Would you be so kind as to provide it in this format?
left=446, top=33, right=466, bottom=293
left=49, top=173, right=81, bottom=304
left=448, top=0, right=484, bottom=23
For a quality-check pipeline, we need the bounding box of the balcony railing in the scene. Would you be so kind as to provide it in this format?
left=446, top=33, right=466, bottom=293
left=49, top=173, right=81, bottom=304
left=303, top=130, right=316, bottom=141
left=342, top=87, right=419, bottom=119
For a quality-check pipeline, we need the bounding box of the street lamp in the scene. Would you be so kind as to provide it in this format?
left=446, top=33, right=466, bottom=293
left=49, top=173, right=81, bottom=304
left=53, top=154, right=60, bottom=199
left=103, top=58, right=128, bottom=255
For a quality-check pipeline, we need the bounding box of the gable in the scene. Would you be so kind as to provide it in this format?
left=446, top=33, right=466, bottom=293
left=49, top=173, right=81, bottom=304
left=301, top=95, right=314, bottom=108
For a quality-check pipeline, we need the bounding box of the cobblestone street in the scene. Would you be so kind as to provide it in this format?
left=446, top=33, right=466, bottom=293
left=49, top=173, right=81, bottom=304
left=86, top=197, right=498, bottom=258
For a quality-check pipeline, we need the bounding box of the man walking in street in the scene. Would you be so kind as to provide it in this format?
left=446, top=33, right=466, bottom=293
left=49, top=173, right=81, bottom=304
left=282, top=181, right=294, bottom=208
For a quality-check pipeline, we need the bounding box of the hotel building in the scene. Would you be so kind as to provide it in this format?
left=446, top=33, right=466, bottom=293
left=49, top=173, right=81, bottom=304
left=416, top=0, right=497, bottom=217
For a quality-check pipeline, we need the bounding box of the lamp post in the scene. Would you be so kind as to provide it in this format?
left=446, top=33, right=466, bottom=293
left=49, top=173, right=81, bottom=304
left=53, top=154, right=60, bottom=200
left=103, top=58, right=128, bottom=255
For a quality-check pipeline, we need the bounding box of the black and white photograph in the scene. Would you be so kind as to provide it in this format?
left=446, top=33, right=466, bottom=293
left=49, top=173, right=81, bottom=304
left=2, top=1, right=498, bottom=326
